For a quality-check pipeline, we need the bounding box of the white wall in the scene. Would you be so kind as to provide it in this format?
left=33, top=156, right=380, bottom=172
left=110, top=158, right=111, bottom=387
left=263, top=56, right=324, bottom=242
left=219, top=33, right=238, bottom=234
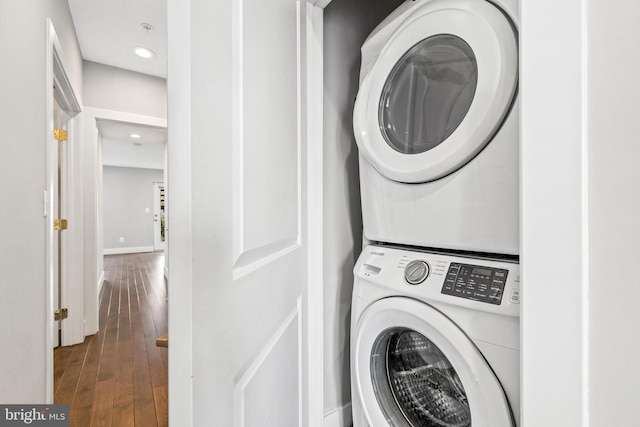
left=103, top=166, right=163, bottom=251
left=587, top=0, right=640, bottom=424
left=83, top=61, right=167, bottom=118
left=322, top=0, right=404, bottom=424
left=0, top=0, right=83, bottom=403
left=102, top=137, right=166, bottom=170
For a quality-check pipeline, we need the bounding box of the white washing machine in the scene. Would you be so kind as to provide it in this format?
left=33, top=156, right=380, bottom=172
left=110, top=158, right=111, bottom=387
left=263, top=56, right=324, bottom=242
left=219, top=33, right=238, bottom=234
left=353, top=0, right=519, bottom=255
left=351, top=245, right=520, bottom=426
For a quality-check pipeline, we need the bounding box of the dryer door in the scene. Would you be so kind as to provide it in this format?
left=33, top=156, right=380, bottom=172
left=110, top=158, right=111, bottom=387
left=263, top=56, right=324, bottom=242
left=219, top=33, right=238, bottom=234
left=354, top=297, right=514, bottom=426
left=353, top=0, right=517, bottom=183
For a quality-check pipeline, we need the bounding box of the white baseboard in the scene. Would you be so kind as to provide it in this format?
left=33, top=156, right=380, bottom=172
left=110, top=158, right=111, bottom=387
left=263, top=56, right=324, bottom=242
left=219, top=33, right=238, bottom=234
left=324, top=403, right=352, bottom=427
left=104, top=246, right=154, bottom=255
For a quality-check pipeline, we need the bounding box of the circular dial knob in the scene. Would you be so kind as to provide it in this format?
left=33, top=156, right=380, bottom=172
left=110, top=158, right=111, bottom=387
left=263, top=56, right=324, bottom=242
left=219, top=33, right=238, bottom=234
left=404, top=260, right=430, bottom=285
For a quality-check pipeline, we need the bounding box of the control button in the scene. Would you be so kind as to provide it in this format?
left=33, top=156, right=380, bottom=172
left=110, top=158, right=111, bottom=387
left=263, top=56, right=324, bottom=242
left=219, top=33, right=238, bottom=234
left=509, top=289, right=520, bottom=304
left=404, top=260, right=430, bottom=285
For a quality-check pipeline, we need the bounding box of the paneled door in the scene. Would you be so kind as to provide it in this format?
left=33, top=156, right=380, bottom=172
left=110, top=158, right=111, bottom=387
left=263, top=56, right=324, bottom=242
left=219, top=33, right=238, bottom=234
left=167, top=0, right=322, bottom=425
left=52, top=90, right=70, bottom=348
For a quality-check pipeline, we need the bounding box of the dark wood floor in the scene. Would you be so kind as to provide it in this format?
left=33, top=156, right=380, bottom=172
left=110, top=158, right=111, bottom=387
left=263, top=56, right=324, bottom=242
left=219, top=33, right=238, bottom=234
left=54, top=252, right=168, bottom=427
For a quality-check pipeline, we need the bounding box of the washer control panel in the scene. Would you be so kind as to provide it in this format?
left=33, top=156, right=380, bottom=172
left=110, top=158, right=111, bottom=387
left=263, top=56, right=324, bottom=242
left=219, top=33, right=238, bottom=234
left=355, top=245, right=520, bottom=315
left=442, top=263, right=508, bottom=305
left=404, top=260, right=430, bottom=284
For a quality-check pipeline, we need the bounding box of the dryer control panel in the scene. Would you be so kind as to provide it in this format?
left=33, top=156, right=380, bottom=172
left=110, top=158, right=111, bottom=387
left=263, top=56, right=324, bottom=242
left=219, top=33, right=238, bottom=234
left=442, top=263, right=508, bottom=305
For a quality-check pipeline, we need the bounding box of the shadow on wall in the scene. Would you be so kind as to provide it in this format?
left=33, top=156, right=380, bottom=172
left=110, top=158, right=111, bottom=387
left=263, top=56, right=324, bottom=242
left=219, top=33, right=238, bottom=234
left=323, top=0, right=406, bottom=418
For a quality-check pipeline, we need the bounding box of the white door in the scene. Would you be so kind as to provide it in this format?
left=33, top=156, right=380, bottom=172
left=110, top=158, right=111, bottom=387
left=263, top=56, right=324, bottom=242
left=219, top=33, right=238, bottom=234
left=167, top=0, right=322, bottom=425
left=52, top=92, right=70, bottom=348
left=153, top=182, right=165, bottom=251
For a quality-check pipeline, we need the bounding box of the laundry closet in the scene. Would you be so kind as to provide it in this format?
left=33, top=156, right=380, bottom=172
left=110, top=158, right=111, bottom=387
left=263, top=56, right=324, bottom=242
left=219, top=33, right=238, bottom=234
left=323, top=0, right=519, bottom=425
left=322, top=0, right=640, bottom=426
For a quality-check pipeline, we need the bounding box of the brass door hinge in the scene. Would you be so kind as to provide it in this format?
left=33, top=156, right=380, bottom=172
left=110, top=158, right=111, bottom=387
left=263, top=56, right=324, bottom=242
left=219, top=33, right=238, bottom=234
left=54, top=129, right=67, bottom=141
left=54, top=219, right=68, bottom=230
left=54, top=308, right=68, bottom=321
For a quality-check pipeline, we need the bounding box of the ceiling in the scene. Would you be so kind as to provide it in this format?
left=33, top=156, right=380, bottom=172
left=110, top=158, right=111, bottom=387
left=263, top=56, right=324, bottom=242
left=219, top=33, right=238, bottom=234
left=67, top=0, right=168, bottom=169
left=99, top=120, right=166, bottom=170
left=67, top=0, right=167, bottom=78
left=98, top=120, right=167, bottom=145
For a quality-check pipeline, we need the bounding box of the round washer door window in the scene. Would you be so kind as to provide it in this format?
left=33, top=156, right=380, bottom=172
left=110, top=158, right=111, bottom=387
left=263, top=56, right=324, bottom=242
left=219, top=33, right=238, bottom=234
left=371, top=327, right=471, bottom=427
left=353, top=0, right=518, bottom=183
left=379, top=35, right=478, bottom=156
left=353, top=297, right=514, bottom=427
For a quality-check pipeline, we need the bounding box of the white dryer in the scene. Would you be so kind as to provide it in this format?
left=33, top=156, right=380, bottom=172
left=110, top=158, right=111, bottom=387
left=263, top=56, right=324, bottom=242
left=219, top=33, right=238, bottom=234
left=351, top=245, right=520, bottom=426
left=353, top=0, right=519, bottom=255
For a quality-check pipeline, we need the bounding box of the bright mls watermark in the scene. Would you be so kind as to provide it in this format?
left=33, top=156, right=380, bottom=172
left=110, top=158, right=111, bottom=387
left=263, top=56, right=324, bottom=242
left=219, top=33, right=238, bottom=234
left=0, top=405, right=69, bottom=426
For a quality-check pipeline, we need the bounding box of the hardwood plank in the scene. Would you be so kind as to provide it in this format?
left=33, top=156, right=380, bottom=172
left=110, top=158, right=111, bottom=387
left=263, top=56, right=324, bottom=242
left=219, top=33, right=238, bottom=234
left=89, top=378, right=115, bottom=427
left=70, top=405, right=92, bottom=427
left=54, top=252, right=168, bottom=427
left=96, top=322, right=118, bottom=382
left=72, top=383, right=96, bottom=413
left=133, top=344, right=158, bottom=427
left=111, top=335, right=135, bottom=427
left=53, top=346, right=74, bottom=393
left=153, top=385, right=168, bottom=427
left=70, top=336, right=101, bottom=409
left=54, top=339, right=90, bottom=405
left=146, top=337, right=167, bottom=388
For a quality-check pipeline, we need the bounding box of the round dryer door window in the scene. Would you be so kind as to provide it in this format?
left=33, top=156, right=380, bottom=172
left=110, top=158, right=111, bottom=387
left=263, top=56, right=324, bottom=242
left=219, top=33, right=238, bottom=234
left=379, top=35, right=478, bottom=156
left=354, top=298, right=514, bottom=426
left=353, top=0, right=518, bottom=183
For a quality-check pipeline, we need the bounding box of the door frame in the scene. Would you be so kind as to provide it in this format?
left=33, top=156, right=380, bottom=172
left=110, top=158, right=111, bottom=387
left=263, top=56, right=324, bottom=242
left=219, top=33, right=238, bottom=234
left=45, top=19, right=82, bottom=402
left=167, top=0, right=328, bottom=424
left=82, top=107, right=167, bottom=340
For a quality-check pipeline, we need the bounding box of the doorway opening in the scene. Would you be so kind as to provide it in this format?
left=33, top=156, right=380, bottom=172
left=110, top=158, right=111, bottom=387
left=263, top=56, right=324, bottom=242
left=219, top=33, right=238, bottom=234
left=153, top=182, right=166, bottom=251
left=99, top=120, right=167, bottom=256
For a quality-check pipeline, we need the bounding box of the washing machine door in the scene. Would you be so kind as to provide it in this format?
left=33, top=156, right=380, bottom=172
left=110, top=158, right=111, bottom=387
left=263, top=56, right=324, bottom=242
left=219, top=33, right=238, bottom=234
left=353, top=0, right=518, bottom=183
left=354, top=297, right=514, bottom=426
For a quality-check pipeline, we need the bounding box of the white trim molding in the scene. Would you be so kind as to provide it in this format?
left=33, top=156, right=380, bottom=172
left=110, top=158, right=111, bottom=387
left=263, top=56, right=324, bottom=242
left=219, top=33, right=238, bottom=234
left=305, top=2, right=326, bottom=427
left=103, top=246, right=155, bottom=255
left=45, top=18, right=83, bottom=403
left=83, top=106, right=167, bottom=338
left=520, top=0, right=589, bottom=424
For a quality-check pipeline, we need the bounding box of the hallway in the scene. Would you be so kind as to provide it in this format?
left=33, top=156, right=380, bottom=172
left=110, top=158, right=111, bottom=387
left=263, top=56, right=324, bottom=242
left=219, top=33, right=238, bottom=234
left=54, top=252, right=168, bottom=427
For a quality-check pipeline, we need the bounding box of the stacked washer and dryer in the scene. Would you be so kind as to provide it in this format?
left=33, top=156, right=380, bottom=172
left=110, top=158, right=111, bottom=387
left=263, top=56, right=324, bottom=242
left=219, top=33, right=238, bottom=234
left=350, top=0, right=521, bottom=426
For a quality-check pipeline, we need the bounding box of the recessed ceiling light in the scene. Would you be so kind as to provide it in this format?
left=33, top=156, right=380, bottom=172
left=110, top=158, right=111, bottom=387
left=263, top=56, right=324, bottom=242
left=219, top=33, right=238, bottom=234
left=130, top=133, right=141, bottom=138
left=133, top=47, right=155, bottom=59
